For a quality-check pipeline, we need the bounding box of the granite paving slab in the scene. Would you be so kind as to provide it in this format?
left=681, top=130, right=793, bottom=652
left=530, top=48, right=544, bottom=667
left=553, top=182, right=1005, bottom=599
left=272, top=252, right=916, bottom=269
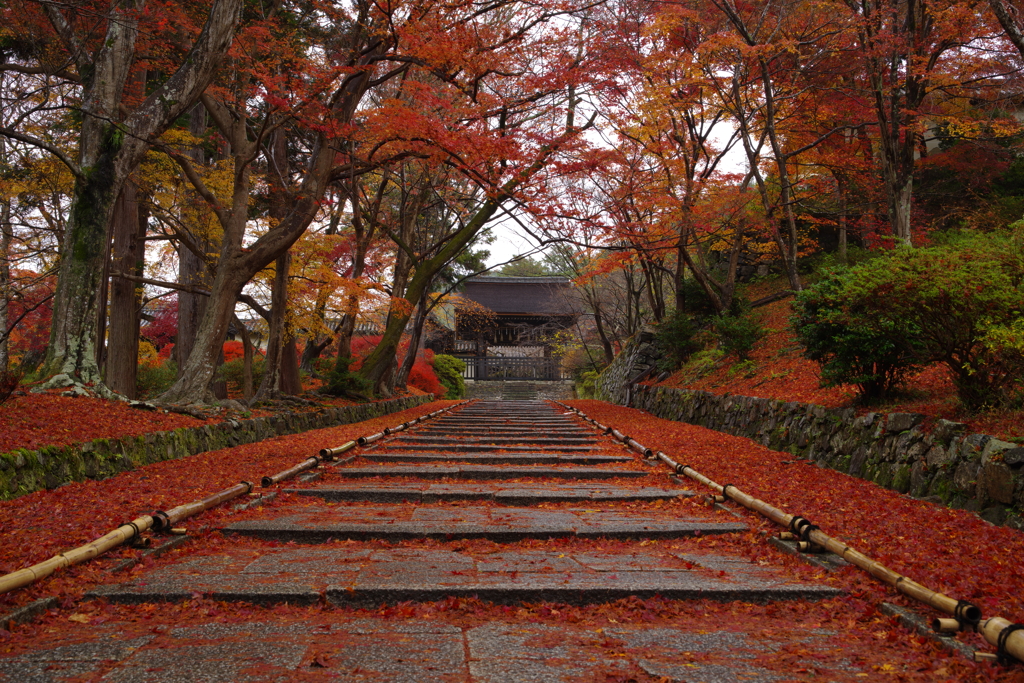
left=413, top=428, right=593, bottom=436
left=386, top=436, right=601, bottom=446
left=378, top=443, right=601, bottom=453
left=220, top=505, right=746, bottom=542
left=359, top=453, right=631, bottom=465
left=424, top=418, right=571, bottom=424
left=0, top=617, right=880, bottom=682
left=286, top=483, right=693, bottom=504
left=88, top=548, right=837, bottom=607
left=328, top=465, right=647, bottom=480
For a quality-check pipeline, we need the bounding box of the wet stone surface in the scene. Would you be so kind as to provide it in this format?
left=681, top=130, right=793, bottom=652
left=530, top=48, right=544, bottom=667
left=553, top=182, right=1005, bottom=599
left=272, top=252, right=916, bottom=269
left=9, top=400, right=863, bottom=682
left=359, top=453, right=632, bottom=465
left=286, top=482, right=694, bottom=503
left=323, top=465, right=649, bottom=480
left=220, top=505, right=747, bottom=542
left=0, top=619, right=861, bottom=682
left=87, top=547, right=837, bottom=607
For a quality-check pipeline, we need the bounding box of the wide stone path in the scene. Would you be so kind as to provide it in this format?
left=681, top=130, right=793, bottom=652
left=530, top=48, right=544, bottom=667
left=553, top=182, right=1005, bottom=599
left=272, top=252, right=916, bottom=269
left=3, top=400, right=893, bottom=682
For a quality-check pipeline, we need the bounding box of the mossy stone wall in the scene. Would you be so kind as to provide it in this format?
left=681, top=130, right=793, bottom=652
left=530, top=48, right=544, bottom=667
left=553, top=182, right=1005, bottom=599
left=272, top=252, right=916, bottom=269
left=596, top=337, right=1024, bottom=530
left=0, top=396, right=432, bottom=500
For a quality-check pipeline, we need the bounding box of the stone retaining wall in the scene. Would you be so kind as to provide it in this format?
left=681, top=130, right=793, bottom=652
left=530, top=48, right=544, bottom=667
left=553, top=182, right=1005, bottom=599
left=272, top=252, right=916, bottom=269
left=0, top=395, right=433, bottom=500
left=596, top=337, right=1024, bottom=530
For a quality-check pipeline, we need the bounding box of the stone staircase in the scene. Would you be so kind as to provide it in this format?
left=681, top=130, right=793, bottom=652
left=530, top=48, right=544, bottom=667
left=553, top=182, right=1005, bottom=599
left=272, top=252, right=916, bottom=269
left=55, top=400, right=850, bottom=682
left=500, top=382, right=538, bottom=400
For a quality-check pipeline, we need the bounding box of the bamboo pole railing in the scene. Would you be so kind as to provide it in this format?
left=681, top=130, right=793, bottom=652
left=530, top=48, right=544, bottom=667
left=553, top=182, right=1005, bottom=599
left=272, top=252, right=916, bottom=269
left=152, top=481, right=253, bottom=532
left=559, top=402, right=1024, bottom=666
left=0, top=401, right=473, bottom=598
left=555, top=403, right=650, bottom=456
left=261, top=456, right=321, bottom=487
left=319, top=400, right=470, bottom=453
left=0, top=479, right=255, bottom=596
left=0, top=515, right=156, bottom=595
left=319, top=441, right=357, bottom=459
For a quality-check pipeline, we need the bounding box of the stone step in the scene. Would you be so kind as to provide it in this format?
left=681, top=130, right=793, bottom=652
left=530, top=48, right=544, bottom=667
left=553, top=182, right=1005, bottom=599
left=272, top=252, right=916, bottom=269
left=378, top=444, right=601, bottom=453
left=434, top=415, right=571, bottom=422
left=9, top=615, right=870, bottom=682
left=446, top=413, right=562, bottom=417
left=386, top=436, right=601, bottom=447
left=287, top=483, right=694, bottom=504
left=360, top=453, right=633, bottom=465
left=330, top=465, right=647, bottom=480
left=412, top=431, right=594, bottom=439
left=221, top=506, right=744, bottom=543
left=89, top=546, right=840, bottom=609
left=413, top=428, right=593, bottom=432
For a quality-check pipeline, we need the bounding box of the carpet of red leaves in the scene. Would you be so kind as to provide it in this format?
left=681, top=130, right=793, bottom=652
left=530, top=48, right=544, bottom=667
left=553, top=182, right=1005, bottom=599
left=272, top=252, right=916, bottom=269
left=0, top=394, right=222, bottom=453
left=0, top=400, right=456, bottom=613
left=568, top=401, right=1024, bottom=647
left=0, top=390, right=427, bottom=454
left=0, top=400, right=1018, bottom=680
left=652, top=296, right=1024, bottom=442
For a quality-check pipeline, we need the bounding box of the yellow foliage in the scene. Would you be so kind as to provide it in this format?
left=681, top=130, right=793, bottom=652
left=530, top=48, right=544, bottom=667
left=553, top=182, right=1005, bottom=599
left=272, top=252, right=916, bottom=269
left=138, top=340, right=161, bottom=367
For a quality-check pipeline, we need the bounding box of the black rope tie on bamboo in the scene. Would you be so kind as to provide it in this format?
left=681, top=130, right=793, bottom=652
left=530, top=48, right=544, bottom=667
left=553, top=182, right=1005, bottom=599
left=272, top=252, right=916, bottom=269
left=123, top=521, right=141, bottom=539
left=675, top=463, right=690, bottom=475
left=955, top=600, right=982, bottom=629
left=997, top=624, right=1024, bottom=665
left=789, top=515, right=821, bottom=551
left=721, top=484, right=737, bottom=502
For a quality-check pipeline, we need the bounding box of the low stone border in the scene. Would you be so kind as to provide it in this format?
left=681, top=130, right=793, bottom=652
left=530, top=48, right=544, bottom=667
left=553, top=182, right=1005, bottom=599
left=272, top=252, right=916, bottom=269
left=596, top=336, right=1024, bottom=529
left=880, top=603, right=977, bottom=661
left=0, top=395, right=432, bottom=500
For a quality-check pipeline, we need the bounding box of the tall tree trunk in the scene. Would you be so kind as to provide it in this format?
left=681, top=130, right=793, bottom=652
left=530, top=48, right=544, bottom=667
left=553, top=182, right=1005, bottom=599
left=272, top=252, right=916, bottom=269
left=281, top=337, right=302, bottom=394
left=254, top=251, right=293, bottom=400
left=105, top=181, right=146, bottom=397
left=394, top=292, right=429, bottom=390
left=359, top=196, right=503, bottom=395
left=158, top=257, right=246, bottom=404
left=154, top=47, right=387, bottom=406
left=38, top=0, right=243, bottom=389
left=254, top=127, right=295, bottom=401
left=0, top=130, right=11, bottom=376
left=231, top=313, right=255, bottom=399
left=836, top=174, right=848, bottom=263
left=589, top=296, right=615, bottom=365
left=177, top=104, right=211, bottom=373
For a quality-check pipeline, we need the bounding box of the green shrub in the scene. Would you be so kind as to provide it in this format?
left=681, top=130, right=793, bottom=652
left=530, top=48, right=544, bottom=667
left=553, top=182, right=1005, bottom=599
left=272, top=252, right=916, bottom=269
left=654, top=311, right=702, bottom=371
left=676, top=278, right=749, bottom=319
left=676, top=278, right=721, bottom=319
left=575, top=370, right=601, bottom=399
left=793, top=233, right=1024, bottom=409
left=805, top=245, right=877, bottom=278
left=713, top=313, right=764, bottom=360
left=219, top=356, right=266, bottom=393
left=432, top=354, right=466, bottom=399
left=792, top=270, right=923, bottom=399
left=727, top=359, right=757, bottom=378
left=136, top=360, right=178, bottom=399
left=679, top=348, right=724, bottom=382
left=324, top=356, right=372, bottom=398
left=978, top=317, right=1024, bottom=408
